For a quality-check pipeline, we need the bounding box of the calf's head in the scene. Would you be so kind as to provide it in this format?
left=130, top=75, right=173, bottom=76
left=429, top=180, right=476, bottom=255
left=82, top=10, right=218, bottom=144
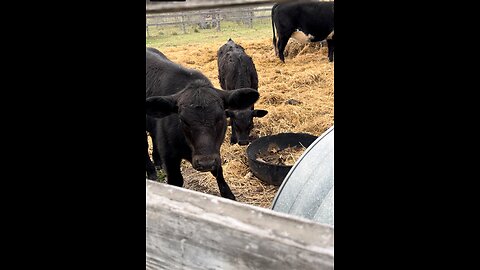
left=146, top=85, right=259, bottom=172
left=226, top=108, right=268, bottom=145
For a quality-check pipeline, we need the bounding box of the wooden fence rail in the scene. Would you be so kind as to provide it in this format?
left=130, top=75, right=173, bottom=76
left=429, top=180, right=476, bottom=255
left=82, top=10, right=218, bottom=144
left=146, top=180, right=334, bottom=270
left=146, top=6, right=272, bottom=36
left=146, top=0, right=333, bottom=14
left=146, top=7, right=271, bottom=19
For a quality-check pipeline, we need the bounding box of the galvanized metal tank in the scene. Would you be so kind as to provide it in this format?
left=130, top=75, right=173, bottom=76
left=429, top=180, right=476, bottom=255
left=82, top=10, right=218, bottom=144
left=271, top=126, right=334, bottom=227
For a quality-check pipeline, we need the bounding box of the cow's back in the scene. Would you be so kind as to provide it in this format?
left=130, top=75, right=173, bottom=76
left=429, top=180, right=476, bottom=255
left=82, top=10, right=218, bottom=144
left=147, top=47, right=169, bottom=60
left=218, top=49, right=258, bottom=91
left=146, top=50, right=215, bottom=162
left=274, top=1, right=334, bottom=41
left=298, top=2, right=334, bottom=36
left=217, top=40, right=246, bottom=68
left=275, top=1, right=333, bottom=18
left=146, top=50, right=210, bottom=97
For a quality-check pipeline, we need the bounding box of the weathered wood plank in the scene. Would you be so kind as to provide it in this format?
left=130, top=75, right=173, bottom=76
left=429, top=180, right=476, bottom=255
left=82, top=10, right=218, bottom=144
left=146, top=0, right=328, bottom=14
left=146, top=7, right=273, bottom=18
left=146, top=180, right=334, bottom=270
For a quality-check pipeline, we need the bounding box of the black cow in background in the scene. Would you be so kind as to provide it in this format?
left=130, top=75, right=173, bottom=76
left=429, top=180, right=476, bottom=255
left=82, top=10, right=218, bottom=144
left=146, top=48, right=260, bottom=200
left=272, top=1, right=334, bottom=62
left=217, top=39, right=268, bottom=146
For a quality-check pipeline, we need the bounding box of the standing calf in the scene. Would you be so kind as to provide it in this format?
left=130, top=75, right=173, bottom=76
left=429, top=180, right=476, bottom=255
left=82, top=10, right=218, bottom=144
left=146, top=48, right=259, bottom=200
left=217, top=39, right=268, bottom=146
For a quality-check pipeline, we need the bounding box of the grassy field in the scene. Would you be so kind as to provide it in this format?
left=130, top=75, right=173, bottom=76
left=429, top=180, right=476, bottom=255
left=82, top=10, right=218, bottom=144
left=146, top=19, right=273, bottom=48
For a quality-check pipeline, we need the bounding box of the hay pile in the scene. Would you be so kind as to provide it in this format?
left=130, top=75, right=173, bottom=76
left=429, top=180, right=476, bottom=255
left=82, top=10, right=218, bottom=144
left=149, top=38, right=334, bottom=208
left=284, top=39, right=328, bottom=58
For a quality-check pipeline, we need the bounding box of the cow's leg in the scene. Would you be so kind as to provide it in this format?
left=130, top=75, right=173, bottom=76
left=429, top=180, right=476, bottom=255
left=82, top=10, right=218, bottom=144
left=149, top=133, right=162, bottom=168
left=164, top=157, right=184, bottom=187
left=146, top=133, right=157, bottom=180
left=277, top=33, right=292, bottom=63
left=273, top=30, right=279, bottom=56
left=327, top=35, right=334, bottom=62
left=230, top=121, right=238, bottom=145
left=211, top=166, right=236, bottom=200
left=152, top=148, right=162, bottom=168
left=146, top=153, right=157, bottom=180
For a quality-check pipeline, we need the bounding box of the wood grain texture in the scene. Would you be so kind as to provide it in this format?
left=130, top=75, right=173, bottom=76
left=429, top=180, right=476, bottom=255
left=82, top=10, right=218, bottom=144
left=146, top=180, right=334, bottom=270
left=146, top=0, right=333, bottom=14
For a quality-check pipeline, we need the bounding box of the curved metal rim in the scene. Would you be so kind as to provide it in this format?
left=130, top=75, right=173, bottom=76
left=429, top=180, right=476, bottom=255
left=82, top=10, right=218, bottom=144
left=270, top=125, right=334, bottom=210
left=246, top=132, right=317, bottom=168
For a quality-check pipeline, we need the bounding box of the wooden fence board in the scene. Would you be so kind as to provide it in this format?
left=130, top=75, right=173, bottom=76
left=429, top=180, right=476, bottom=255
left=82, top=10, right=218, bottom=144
left=146, top=180, right=334, bottom=270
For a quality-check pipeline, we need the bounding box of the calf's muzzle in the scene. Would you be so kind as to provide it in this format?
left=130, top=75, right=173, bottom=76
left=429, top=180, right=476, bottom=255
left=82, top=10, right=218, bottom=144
left=192, top=154, right=221, bottom=172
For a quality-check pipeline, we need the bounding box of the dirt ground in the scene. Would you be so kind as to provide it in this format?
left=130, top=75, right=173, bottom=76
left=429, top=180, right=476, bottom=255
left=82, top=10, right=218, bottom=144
left=148, top=38, right=334, bottom=208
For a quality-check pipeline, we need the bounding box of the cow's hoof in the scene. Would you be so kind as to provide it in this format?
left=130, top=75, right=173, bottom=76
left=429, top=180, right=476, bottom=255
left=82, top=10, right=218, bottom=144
left=225, top=192, right=236, bottom=201
left=221, top=191, right=236, bottom=201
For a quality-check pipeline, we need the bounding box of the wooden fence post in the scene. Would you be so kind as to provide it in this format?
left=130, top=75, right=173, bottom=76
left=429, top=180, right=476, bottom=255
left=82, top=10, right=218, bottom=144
left=181, top=13, right=186, bottom=34
left=249, top=10, right=253, bottom=28
left=216, top=13, right=221, bottom=31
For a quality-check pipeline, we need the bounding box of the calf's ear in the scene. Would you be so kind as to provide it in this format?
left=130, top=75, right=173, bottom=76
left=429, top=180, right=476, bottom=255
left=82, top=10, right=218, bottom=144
left=221, top=88, right=259, bottom=110
left=145, top=95, right=178, bottom=119
left=253, top=109, right=268, bottom=118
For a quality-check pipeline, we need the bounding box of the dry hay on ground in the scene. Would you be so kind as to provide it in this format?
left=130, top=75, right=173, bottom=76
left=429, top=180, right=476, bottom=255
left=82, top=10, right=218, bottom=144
left=256, top=144, right=307, bottom=166
left=148, top=38, right=334, bottom=208
left=284, top=39, right=328, bottom=59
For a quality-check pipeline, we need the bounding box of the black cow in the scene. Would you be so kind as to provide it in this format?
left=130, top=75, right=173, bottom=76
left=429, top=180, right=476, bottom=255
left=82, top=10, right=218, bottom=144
left=145, top=47, right=169, bottom=171
left=272, top=1, right=334, bottom=62
left=217, top=39, right=268, bottom=145
left=145, top=49, right=259, bottom=200
left=147, top=47, right=168, bottom=59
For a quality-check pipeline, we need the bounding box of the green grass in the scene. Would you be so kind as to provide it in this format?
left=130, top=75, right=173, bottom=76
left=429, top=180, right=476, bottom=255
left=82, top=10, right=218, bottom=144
left=157, top=169, right=166, bottom=183
left=146, top=19, right=273, bottom=48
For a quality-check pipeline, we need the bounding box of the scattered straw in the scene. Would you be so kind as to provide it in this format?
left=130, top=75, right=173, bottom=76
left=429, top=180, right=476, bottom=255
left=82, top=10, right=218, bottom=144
left=256, top=144, right=306, bottom=166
